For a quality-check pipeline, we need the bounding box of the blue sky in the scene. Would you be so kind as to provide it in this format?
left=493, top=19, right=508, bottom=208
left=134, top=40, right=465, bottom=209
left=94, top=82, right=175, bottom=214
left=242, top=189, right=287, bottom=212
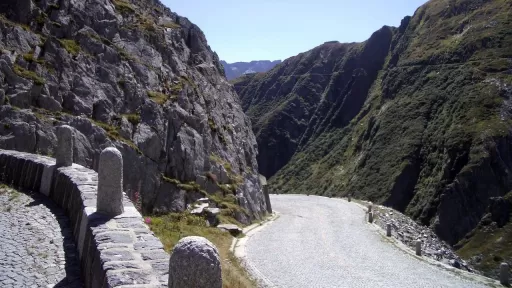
left=162, top=0, right=427, bottom=63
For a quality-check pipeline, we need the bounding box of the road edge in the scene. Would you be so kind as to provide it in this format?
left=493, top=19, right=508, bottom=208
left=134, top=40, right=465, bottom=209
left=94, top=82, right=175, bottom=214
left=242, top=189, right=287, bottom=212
left=231, top=212, right=281, bottom=288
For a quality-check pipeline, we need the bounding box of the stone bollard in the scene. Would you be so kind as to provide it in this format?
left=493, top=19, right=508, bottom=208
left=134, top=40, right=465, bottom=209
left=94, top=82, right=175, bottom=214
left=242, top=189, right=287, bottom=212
left=263, top=185, right=272, bottom=214
left=368, top=202, right=373, bottom=213
left=501, top=262, right=510, bottom=286
left=168, top=236, right=222, bottom=288
left=55, top=125, right=74, bottom=167
left=368, top=212, right=374, bottom=223
left=348, top=195, right=351, bottom=202
left=415, top=240, right=422, bottom=256
left=386, top=223, right=392, bottom=237
left=97, top=147, right=124, bottom=216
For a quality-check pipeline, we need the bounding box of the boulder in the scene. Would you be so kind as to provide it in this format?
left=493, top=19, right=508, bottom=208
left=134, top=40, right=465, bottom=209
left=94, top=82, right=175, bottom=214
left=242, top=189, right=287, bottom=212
left=168, top=236, right=222, bottom=288
left=190, top=203, right=209, bottom=215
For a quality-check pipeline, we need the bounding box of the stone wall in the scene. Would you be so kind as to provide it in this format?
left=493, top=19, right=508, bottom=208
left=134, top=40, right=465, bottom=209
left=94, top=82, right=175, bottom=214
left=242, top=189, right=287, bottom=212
left=0, top=149, right=169, bottom=287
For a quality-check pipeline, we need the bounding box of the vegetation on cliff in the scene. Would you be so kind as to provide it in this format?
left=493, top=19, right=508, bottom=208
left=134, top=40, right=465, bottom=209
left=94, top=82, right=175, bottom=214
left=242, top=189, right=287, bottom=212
left=0, top=0, right=267, bottom=221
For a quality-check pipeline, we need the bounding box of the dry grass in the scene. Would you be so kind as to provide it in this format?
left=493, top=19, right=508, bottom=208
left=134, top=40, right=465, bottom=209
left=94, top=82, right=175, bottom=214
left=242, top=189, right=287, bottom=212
left=147, top=213, right=256, bottom=287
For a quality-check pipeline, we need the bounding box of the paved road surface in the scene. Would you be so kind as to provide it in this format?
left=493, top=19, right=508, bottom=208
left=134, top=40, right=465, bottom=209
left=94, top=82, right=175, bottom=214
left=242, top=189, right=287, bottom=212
left=0, top=188, right=82, bottom=287
left=246, top=195, right=490, bottom=288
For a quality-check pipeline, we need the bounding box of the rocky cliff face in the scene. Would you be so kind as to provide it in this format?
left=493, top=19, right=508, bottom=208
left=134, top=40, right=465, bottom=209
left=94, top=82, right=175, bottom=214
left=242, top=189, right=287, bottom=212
left=221, top=60, right=281, bottom=80
left=236, top=0, right=512, bottom=275
left=0, top=0, right=266, bottom=222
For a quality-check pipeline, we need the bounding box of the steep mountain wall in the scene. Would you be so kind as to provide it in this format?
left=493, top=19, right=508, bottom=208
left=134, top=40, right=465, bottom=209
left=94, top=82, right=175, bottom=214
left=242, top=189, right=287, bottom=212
left=0, top=0, right=266, bottom=222
left=236, top=0, right=512, bottom=272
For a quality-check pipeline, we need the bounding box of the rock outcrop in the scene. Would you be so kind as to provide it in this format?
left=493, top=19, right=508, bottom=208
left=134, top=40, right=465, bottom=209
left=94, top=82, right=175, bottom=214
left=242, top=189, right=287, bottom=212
left=0, top=0, right=266, bottom=222
left=235, top=0, right=512, bottom=277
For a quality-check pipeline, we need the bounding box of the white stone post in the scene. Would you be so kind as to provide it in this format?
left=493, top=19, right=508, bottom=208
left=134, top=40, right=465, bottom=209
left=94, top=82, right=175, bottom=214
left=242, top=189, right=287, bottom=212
left=368, top=212, right=373, bottom=223
left=97, top=147, right=124, bottom=216
left=386, top=223, right=392, bottom=237
left=415, top=240, right=422, bottom=256
left=263, top=185, right=272, bottom=214
left=169, top=236, right=222, bottom=288
left=55, top=125, right=73, bottom=167
left=501, top=262, right=510, bottom=286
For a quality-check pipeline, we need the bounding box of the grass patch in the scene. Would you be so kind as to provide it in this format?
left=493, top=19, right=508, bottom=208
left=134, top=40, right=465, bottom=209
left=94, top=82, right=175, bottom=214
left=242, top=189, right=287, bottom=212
left=22, top=53, right=35, bottom=62
left=147, top=91, right=169, bottom=105
left=148, top=213, right=255, bottom=287
left=177, top=182, right=204, bottom=193
left=112, top=0, right=136, bottom=14
left=457, top=218, right=512, bottom=279
left=0, top=14, right=30, bottom=31
left=58, top=39, right=80, bottom=56
left=13, top=65, right=45, bottom=85
left=35, top=12, right=48, bottom=25
left=456, top=192, right=512, bottom=279
left=92, top=119, right=142, bottom=154
left=161, top=175, right=207, bottom=195
left=7, top=189, right=21, bottom=201
left=162, top=22, right=181, bottom=29
left=162, top=175, right=180, bottom=185
left=122, top=113, right=140, bottom=126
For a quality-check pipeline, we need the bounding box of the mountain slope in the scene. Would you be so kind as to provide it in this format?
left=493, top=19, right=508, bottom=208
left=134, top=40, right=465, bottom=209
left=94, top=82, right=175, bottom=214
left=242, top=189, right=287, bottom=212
left=221, top=60, right=281, bottom=80
left=0, top=0, right=266, bottom=222
left=236, top=0, right=512, bottom=276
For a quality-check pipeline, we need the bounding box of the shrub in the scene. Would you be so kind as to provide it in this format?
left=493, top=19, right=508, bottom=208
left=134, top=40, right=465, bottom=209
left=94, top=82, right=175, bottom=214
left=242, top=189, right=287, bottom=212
left=122, top=113, right=140, bottom=126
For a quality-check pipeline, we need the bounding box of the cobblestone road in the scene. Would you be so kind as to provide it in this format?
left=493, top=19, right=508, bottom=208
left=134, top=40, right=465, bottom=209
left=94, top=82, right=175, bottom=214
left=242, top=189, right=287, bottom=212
left=0, top=187, right=83, bottom=287
left=246, top=195, right=491, bottom=288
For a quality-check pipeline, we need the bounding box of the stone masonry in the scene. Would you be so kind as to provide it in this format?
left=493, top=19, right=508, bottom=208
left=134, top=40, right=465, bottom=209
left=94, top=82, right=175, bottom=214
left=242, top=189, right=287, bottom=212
left=0, top=149, right=169, bottom=287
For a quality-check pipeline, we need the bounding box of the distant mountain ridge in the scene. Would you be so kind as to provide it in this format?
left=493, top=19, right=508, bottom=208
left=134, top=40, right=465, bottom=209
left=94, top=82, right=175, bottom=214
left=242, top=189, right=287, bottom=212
left=221, top=60, right=282, bottom=80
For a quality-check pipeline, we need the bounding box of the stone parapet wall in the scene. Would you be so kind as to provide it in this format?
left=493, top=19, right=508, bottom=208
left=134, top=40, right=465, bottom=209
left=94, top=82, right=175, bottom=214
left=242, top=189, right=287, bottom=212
left=0, top=149, right=169, bottom=287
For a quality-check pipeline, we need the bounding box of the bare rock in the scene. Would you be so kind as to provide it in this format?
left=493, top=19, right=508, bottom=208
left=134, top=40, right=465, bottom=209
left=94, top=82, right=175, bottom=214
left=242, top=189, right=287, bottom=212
left=217, top=224, right=242, bottom=236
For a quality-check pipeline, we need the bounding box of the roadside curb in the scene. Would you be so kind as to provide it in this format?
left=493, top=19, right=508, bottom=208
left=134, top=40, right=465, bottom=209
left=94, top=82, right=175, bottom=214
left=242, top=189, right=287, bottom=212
left=231, top=212, right=280, bottom=288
